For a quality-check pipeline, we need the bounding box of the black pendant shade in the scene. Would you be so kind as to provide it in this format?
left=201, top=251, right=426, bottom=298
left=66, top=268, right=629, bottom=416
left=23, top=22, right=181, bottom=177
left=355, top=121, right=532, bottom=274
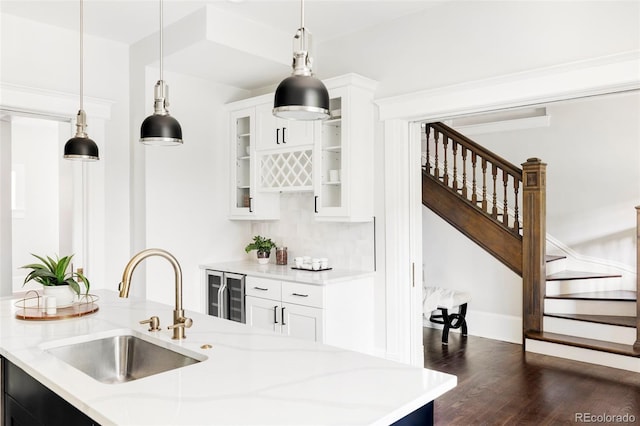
left=63, top=135, right=99, bottom=161
left=273, top=75, right=330, bottom=120
left=140, top=0, right=184, bottom=146
left=140, top=113, right=183, bottom=145
left=64, top=0, right=98, bottom=162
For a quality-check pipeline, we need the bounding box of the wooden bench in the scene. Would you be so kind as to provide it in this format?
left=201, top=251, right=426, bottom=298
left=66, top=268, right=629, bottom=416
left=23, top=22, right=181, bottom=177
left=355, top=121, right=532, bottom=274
left=427, top=288, right=470, bottom=345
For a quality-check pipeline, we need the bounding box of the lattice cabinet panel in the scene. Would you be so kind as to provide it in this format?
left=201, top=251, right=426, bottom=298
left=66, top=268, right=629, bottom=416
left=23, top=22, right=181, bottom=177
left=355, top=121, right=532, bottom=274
left=260, top=149, right=313, bottom=191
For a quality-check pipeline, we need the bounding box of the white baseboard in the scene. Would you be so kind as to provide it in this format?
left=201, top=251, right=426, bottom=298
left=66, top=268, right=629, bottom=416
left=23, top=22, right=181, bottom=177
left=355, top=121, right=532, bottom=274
left=526, top=338, right=640, bottom=373
left=424, top=309, right=522, bottom=344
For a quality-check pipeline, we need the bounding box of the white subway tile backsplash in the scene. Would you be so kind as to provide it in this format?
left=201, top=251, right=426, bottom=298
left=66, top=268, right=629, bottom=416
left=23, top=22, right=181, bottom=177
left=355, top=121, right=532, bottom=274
left=250, top=193, right=375, bottom=271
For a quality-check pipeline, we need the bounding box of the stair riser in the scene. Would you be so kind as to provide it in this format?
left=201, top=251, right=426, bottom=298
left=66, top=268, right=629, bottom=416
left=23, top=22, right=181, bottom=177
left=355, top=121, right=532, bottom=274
left=546, top=278, right=622, bottom=296
left=545, top=258, right=567, bottom=275
left=525, top=338, right=640, bottom=373
left=544, top=299, right=636, bottom=316
left=543, top=316, right=636, bottom=345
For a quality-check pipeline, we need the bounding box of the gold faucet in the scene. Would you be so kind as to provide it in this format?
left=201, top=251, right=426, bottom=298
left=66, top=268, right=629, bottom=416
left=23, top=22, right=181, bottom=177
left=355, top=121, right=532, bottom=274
left=119, top=248, right=193, bottom=340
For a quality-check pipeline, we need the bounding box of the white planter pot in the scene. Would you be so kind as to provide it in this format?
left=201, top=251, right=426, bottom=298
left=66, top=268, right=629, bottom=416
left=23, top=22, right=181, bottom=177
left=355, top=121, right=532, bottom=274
left=257, top=251, right=270, bottom=265
left=43, top=285, right=76, bottom=308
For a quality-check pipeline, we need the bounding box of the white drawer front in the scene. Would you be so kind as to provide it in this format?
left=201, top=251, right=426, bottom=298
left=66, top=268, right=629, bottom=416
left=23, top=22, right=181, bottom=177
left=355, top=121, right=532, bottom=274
left=246, top=276, right=281, bottom=300
left=282, top=281, right=323, bottom=309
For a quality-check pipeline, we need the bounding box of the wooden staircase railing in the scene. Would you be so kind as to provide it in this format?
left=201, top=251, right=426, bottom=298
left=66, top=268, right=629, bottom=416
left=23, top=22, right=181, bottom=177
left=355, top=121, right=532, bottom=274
left=422, top=122, right=547, bottom=335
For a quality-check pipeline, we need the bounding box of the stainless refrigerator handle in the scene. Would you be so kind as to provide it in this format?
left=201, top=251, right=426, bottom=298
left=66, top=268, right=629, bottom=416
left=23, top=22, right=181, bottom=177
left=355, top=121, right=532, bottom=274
left=218, top=280, right=227, bottom=318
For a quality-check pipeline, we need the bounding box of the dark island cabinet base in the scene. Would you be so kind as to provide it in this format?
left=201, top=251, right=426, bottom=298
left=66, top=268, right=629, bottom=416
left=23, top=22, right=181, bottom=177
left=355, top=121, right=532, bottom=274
left=391, top=401, right=434, bottom=426
left=1, top=357, right=99, bottom=426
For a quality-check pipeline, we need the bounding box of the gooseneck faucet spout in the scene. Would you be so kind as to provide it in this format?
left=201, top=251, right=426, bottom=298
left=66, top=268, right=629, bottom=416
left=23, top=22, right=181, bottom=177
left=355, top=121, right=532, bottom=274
left=119, top=248, right=192, bottom=339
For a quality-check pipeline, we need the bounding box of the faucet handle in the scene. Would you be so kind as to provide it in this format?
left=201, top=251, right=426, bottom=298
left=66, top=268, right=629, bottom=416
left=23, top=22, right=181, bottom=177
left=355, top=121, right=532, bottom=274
left=140, top=316, right=161, bottom=332
left=168, top=317, right=193, bottom=330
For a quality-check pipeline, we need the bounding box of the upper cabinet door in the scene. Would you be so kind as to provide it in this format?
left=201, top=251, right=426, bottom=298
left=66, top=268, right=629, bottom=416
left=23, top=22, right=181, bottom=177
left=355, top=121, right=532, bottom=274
left=255, top=103, right=315, bottom=151
left=228, top=107, right=279, bottom=220
left=313, top=76, right=377, bottom=222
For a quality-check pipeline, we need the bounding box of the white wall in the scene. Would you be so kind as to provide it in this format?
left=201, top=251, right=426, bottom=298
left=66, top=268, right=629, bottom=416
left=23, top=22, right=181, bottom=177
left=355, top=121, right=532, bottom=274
left=250, top=192, right=376, bottom=271
left=469, top=92, right=640, bottom=269
left=421, top=92, right=639, bottom=343
left=143, top=68, right=249, bottom=312
left=318, top=1, right=640, bottom=98
left=422, top=208, right=523, bottom=342
left=10, top=117, right=61, bottom=292
left=0, top=14, right=131, bottom=292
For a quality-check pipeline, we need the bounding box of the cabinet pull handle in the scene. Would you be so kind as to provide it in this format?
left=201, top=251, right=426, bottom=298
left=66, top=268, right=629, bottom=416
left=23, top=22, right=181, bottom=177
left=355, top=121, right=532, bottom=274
left=282, top=127, right=287, bottom=144
left=249, top=197, right=253, bottom=213
left=274, top=305, right=279, bottom=324
left=253, top=286, right=268, bottom=291
left=276, top=128, right=280, bottom=144
left=291, top=293, right=309, bottom=297
left=314, top=195, right=318, bottom=213
left=281, top=307, right=286, bottom=326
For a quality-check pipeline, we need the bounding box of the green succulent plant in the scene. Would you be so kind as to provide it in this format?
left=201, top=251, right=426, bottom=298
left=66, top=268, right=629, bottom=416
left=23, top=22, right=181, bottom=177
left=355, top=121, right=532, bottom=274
left=21, top=253, right=90, bottom=296
left=244, top=235, right=276, bottom=254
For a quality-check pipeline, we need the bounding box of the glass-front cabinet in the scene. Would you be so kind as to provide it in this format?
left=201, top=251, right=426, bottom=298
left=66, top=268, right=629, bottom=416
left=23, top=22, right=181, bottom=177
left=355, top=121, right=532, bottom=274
left=228, top=106, right=279, bottom=220
left=313, top=75, right=377, bottom=221
left=226, top=74, right=377, bottom=222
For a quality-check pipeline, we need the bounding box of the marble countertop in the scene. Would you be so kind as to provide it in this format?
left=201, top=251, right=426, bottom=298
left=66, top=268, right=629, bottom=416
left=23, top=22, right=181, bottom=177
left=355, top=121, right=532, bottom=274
left=200, top=261, right=375, bottom=285
left=0, top=290, right=456, bottom=425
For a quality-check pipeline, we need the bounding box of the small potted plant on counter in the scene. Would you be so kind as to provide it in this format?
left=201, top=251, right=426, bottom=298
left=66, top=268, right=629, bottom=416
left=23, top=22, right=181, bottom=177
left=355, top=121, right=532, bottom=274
left=21, top=253, right=90, bottom=307
left=244, top=235, right=276, bottom=264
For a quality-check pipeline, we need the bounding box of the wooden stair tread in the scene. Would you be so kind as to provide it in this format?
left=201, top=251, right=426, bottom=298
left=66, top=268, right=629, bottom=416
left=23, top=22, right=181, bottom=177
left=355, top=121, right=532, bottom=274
left=545, top=254, right=566, bottom=263
left=526, top=331, right=640, bottom=357
left=546, top=270, right=622, bottom=281
left=546, top=290, right=637, bottom=302
left=544, top=313, right=637, bottom=328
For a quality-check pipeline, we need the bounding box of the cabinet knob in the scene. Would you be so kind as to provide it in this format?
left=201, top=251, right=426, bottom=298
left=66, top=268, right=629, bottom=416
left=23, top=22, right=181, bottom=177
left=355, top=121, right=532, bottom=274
left=273, top=305, right=279, bottom=324
left=282, top=127, right=287, bottom=144
left=276, top=128, right=280, bottom=144
left=281, top=306, right=286, bottom=326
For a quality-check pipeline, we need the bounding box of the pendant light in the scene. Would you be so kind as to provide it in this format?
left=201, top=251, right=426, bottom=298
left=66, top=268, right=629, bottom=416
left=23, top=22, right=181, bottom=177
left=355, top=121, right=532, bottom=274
left=140, top=0, right=183, bottom=145
left=273, top=0, right=329, bottom=121
left=64, top=0, right=99, bottom=161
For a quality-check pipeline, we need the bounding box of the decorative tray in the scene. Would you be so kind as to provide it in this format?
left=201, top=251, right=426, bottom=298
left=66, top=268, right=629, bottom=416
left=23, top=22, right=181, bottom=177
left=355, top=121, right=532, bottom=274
left=291, top=267, right=333, bottom=272
left=14, top=291, right=99, bottom=321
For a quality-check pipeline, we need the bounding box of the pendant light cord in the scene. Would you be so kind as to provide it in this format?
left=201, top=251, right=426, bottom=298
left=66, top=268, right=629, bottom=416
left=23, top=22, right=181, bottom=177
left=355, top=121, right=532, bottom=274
left=300, top=0, right=305, bottom=51
left=159, top=0, right=163, bottom=82
left=79, top=0, right=84, bottom=111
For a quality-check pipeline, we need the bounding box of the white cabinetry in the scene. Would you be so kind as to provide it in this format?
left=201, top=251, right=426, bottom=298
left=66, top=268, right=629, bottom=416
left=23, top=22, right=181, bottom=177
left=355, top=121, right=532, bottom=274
left=244, top=274, right=374, bottom=353
left=225, top=74, right=378, bottom=221
left=227, top=106, right=279, bottom=220
left=313, top=75, right=378, bottom=221
left=255, top=102, right=315, bottom=151
left=245, top=276, right=323, bottom=343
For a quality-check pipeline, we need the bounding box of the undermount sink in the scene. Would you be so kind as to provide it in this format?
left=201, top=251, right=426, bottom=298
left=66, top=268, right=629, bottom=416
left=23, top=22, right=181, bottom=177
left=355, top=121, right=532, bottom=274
left=42, top=330, right=206, bottom=384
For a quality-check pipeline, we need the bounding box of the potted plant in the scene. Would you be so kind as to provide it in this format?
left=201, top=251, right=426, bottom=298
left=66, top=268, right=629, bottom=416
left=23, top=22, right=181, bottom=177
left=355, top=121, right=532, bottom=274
left=244, top=236, right=276, bottom=264
left=21, top=253, right=90, bottom=307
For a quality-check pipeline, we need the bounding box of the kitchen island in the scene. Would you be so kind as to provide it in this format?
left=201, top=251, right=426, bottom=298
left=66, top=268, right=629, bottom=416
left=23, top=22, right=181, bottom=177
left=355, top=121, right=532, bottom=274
left=1, top=290, right=455, bottom=425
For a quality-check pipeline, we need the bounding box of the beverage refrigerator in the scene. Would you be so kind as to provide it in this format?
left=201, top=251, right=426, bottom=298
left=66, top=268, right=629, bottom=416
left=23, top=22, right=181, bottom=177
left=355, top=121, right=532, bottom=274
left=206, top=270, right=246, bottom=323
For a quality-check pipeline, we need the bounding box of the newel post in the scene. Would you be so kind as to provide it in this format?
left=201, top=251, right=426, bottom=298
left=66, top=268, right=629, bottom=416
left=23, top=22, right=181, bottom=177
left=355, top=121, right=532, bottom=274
left=521, top=158, right=547, bottom=336
left=635, top=207, right=640, bottom=350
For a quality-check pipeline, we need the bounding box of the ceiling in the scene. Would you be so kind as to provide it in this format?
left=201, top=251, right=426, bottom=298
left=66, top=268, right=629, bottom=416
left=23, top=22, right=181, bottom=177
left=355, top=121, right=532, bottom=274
left=0, top=1, right=438, bottom=45
left=1, top=1, right=441, bottom=90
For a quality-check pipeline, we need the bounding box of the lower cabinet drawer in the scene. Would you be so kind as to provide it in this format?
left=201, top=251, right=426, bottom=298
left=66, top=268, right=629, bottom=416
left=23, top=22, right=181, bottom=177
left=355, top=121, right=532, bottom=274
left=245, top=276, right=281, bottom=299
left=281, top=281, right=324, bottom=309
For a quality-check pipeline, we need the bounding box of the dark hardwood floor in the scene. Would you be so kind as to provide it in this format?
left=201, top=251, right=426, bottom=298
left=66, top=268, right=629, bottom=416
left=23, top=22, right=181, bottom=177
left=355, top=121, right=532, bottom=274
left=423, top=327, right=640, bottom=425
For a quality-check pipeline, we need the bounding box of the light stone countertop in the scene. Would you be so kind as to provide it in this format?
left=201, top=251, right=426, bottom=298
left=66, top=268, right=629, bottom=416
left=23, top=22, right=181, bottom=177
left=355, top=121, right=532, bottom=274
left=0, top=289, right=456, bottom=425
left=200, top=260, right=375, bottom=285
